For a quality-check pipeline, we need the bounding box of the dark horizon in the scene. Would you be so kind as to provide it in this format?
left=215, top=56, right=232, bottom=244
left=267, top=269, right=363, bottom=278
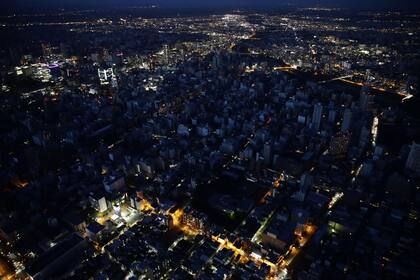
left=1, top=0, right=420, bottom=15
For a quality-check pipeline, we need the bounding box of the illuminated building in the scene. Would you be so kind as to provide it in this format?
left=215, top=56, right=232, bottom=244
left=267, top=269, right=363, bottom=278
left=329, top=132, right=350, bottom=156
left=98, top=67, right=115, bottom=85
left=89, top=192, right=109, bottom=213
left=180, top=206, right=208, bottom=233
left=371, top=116, right=379, bottom=147
left=112, top=204, right=122, bottom=217
left=111, top=76, right=118, bottom=88
left=129, top=194, right=142, bottom=211
left=163, top=44, right=169, bottom=65
left=15, top=65, right=32, bottom=77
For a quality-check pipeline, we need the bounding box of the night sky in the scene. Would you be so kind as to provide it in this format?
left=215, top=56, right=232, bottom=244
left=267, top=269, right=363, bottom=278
left=1, top=0, right=420, bottom=13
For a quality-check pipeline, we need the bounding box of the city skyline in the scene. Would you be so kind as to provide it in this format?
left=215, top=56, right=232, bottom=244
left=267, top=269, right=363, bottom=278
left=0, top=2, right=419, bottom=280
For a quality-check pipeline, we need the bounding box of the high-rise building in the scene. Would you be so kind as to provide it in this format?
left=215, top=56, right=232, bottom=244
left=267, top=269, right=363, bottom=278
left=359, top=126, right=370, bottom=148
left=360, top=91, right=374, bottom=111
left=300, top=173, right=313, bottom=190
left=341, top=108, right=352, bottom=132
left=312, top=103, right=323, bottom=131
left=163, top=44, right=169, bottom=65
left=89, top=193, right=109, bottom=213
left=263, top=142, right=272, bottom=166
left=405, top=143, right=420, bottom=175
left=329, top=132, right=351, bottom=156
left=328, top=109, right=336, bottom=123
left=98, top=68, right=115, bottom=85
left=111, top=76, right=118, bottom=88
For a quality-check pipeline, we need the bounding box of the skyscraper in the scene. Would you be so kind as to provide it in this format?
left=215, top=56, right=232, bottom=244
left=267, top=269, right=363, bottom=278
left=263, top=141, right=271, bottom=166
left=312, top=103, right=323, bottom=131
left=300, top=173, right=313, bottom=190
left=329, top=132, right=351, bottom=156
left=98, top=67, right=115, bottom=85
left=328, top=109, right=336, bottom=124
left=405, top=143, right=420, bottom=175
left=360, top=91, right=374, bottom=111
left=163, top=44, right=169, bottom=65
left=341, top=108, right=352, bottom=132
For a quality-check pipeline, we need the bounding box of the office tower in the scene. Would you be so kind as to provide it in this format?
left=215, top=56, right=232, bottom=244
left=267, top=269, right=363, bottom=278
left=358, top=126, right=370, bottom=148
left=312, top=103, right=323, bottom=131
left=111, top=76, right=118, bottom=88
left=263, top=142, right=271, bottom=166
left=163, top=44, right=169, bottom=65
left=328, top=109, right=336, bottom=123
left=300, top=173, right=313, bottom=190
left=341, top=108, right=352, bottom=132
left=98, top=68, right=115, bottom=85
left=329, top=132, right=350, bottom=156
left=360, top=91, right=374, bottom=111
left=405, top=143, right=420, bottom=175
left=89, top=193, right=109, bottom=213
